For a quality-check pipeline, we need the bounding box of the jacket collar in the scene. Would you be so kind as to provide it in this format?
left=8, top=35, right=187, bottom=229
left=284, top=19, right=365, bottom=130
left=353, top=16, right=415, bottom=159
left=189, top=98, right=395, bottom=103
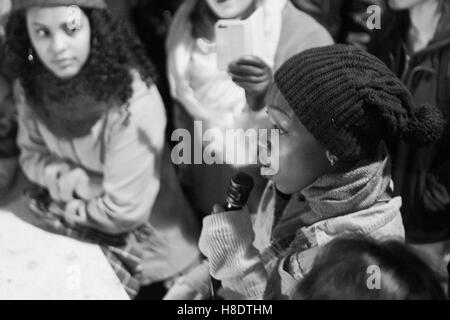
left=272, top=143, right=392, bottom=229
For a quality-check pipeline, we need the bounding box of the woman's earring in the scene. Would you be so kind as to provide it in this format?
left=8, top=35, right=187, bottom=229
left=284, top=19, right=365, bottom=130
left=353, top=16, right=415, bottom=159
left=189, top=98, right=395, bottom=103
left=27, top=48, right=34, bottom=63
left=326, top=150, right=339, bottom=167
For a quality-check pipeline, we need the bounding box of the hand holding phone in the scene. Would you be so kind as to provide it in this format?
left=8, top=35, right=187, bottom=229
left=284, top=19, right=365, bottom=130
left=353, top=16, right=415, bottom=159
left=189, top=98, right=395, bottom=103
left=215, top=7, right=265, bottom=70
left=228, top=55, right=272, bottom=110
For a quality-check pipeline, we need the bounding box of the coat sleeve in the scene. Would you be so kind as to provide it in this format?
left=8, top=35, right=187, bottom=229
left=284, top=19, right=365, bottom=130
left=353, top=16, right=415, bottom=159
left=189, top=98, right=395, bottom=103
left=198, top=209, right=273, bottom=300
left=16, top=90, right=74, bottom=188
left=65, top=85, right=167, bottom=235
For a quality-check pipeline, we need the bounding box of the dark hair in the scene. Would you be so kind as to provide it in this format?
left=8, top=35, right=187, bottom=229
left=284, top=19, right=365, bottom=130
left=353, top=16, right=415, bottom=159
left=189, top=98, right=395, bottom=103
left=4, top=7, right=156, bottom=109
left=292, top=236, right=446, bottom=300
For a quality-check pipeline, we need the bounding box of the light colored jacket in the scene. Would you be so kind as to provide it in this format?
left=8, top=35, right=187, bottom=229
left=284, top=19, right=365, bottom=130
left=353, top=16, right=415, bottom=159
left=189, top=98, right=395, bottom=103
left=16, top=71, right=201, bottom=284
left=199, top=144, right=405, bottom=299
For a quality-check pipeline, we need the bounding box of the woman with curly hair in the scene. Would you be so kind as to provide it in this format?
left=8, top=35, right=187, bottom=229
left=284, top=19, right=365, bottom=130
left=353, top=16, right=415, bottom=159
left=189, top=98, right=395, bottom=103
left=5, top=0, right=201, bottom=299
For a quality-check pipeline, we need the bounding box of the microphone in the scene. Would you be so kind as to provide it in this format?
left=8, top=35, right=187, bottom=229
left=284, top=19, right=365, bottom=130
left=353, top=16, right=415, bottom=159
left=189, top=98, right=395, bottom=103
left=210, top=172, right=254, bottom=299
left=223, top=172, right=255, bottom=212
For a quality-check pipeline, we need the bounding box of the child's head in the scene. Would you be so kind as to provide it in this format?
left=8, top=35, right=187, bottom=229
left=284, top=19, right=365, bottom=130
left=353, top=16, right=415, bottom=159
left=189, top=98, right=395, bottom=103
left=265, top=44, right=444, bottom=195
left=292, top=236, right=446, bottom=300
left=263, top=85, right=331, bottom=194
left=204, top=0, right=256, bottom=19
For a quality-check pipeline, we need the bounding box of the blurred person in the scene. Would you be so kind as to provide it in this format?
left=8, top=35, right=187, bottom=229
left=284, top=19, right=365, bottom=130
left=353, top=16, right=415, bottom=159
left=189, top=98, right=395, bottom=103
left=291, top=0, right=386, bottom=50
left=369, top=0, right=450, bottom=288
left=198, top=45, right=444, bottom=299
left=291, top=235, right=446, bottom=300
left=5, top=0, right=200, bottom=299
left=166, top=0, right=333, bottom=218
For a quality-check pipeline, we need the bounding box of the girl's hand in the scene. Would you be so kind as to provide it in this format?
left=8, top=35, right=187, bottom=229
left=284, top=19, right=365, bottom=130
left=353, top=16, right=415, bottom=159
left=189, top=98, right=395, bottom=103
left=44, top=164, right=90, bottom=202
left=228, top=55, right=272, bottom=111
left=63, top=199, right=87, bottom=227
left=44, top=162, right=72, bottom=201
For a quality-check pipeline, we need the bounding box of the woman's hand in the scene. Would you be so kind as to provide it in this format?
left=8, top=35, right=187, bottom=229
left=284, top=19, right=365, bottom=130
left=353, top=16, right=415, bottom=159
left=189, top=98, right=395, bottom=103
left=228, top=55, right=272, bottom=111
left=44, top=164, right=91, bottom=202
left=63, top=199, right=87, bottom=227
left=198, top=206, right=255, bottom=279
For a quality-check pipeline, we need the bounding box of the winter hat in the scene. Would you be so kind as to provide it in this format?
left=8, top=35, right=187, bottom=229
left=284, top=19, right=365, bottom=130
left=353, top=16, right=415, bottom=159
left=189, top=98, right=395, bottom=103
left=12, top=0, right=106, bottom=10
left=274, top=44, right=445, bottom=162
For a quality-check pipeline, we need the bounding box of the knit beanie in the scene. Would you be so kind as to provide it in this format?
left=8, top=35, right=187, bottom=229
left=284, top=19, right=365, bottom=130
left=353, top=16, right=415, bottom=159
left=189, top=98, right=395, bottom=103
left=12, top=0, right=106, bottom=10
left=274, top=44, right=445, bottom=162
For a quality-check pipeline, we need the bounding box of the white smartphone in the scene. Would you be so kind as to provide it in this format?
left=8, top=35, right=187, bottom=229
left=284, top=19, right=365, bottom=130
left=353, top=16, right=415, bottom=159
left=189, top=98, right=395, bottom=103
left=215, top=20, right=248, bottom=70
left=215, top=8, right=265, bottom=70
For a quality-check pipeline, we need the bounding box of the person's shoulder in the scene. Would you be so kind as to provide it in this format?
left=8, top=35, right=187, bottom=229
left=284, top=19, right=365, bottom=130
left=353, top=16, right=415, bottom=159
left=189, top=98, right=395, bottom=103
left=281, top=1, right=333, bottom=43
left=107, top=69, right=167, bottom=135
left=127, top=69, right=165, bottom=118
left=275, top=2, right=333, bottom=68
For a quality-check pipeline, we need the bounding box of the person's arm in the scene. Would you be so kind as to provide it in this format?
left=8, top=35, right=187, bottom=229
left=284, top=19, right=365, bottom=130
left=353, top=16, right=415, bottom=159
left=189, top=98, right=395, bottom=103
left=16, top=89, right=76, bottom=190
left=199, top=207, right=271, bottom=300
left=62, top=85, right=167, bottom=234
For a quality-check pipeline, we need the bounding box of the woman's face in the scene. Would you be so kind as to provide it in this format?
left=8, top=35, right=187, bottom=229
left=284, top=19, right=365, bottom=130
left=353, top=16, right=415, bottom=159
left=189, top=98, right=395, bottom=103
left=388, top=0, right=437, bottom=10
left=204, top=0, right=255, bottom=19
left=261, top=84, right=332, bottom=195
left=26, top=6, right=91, bottom=79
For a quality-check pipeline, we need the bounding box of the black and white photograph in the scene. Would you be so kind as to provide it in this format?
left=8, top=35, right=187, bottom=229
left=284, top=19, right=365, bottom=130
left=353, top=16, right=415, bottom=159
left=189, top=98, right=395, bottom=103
left=0, top=0, right=449, bottom=304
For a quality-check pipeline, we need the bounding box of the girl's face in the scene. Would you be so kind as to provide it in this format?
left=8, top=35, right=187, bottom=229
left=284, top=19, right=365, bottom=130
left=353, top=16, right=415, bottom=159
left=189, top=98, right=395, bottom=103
left=204, top=0, right=255, bottom=19
left=388, top=0, right=438, bottom=10
left=26, top=6, right=91, bottom=79
left=261, top=85, right=332, bottom=195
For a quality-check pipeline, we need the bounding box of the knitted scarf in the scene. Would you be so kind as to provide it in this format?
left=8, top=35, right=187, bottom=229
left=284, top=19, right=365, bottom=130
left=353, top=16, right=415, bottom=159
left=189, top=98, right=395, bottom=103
left=25, top=59, right=121, bottom=139
left=258, top=143, right=395, bottom=251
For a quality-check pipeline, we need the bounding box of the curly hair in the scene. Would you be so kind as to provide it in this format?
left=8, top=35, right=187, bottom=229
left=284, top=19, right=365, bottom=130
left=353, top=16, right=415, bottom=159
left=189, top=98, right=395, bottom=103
left=4, top=7, right=157, bottom=114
